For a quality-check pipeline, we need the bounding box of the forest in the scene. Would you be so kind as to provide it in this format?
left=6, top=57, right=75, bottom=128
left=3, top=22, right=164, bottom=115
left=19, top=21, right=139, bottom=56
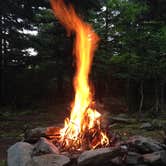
left=1, top=0, right=166, bottom=113
left=0, top=0, right=166, bottom=164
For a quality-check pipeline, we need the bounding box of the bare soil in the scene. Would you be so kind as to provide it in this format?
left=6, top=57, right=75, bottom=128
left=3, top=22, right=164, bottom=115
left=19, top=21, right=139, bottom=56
left=0, top=103, right=68, bottom=161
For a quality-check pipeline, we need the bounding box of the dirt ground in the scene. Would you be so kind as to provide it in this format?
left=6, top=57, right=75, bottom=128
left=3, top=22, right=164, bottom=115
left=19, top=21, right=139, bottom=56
left=0, top=103, right=68, bottom=162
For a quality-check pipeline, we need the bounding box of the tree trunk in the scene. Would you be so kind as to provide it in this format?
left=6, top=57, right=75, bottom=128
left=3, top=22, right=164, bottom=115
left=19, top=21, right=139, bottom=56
left=0, top=16, right=7, bottom=105
left=105, top=6, right=108, bottom=42
left=155, top=79, right=160, bottom=113
left=126, top=79, right=138, bottom=112
left=0, top=15, right=3, bottom=105
left=138, top=81, right=144, bottom=114
left=160, top=81, right=165, bottom=112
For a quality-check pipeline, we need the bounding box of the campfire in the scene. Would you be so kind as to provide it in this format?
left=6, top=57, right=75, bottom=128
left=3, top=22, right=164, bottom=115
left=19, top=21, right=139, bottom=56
left=7, top=1, right=166, bottom=165
left=48, top=0, right=110, bottom=152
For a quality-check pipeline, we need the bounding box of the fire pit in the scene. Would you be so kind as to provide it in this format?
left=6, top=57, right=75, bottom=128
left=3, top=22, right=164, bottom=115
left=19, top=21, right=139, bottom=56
left=7, top=0, right=166, bottom=166
left=7, top=127, right=166, bottom=166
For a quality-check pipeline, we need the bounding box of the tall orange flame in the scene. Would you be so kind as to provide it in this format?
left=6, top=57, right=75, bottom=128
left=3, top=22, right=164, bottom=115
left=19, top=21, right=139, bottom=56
left=50, top=0, right=109, bottom=151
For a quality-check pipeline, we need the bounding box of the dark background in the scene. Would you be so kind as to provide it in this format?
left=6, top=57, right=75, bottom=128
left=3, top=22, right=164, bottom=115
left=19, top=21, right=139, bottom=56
left=0, top=0, right=166, bottom=116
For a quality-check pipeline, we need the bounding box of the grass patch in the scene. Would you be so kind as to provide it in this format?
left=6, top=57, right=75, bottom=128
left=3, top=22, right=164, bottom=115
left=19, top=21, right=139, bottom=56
left=110, top=120, right=165, bottom=141
left=0, top=160, right=7, bottom=166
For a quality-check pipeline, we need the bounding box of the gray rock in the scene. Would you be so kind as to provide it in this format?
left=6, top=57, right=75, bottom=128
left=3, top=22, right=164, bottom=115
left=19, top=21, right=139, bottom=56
left=33, top=137, right=59, bottom=155
left=25, top=126, right=61, bottom=143
left=161, top=144, right=166, bottom=150
left=110, top=116, right=136, bottom=124
left=140, top=122, right=153, bottom=130
left=78, top=147, right=123, bottom=166
left=151, top=119, right=166, bottom=130
left=143, top=150, right=166, bottom=166
left=127, top=136, right=163, bottom=153
left=111, top=156, right=123, bottom=165
left=116, top=113, right=129, bottom=119
left=7, top=142, right=33, bottom=166
left=25, top=127, right=47, bottom=142
left=126, top=152, right=143, bottom=165
left=151, top=119, right=162, bottom=129
left=27, top=154, right=70, bottom=166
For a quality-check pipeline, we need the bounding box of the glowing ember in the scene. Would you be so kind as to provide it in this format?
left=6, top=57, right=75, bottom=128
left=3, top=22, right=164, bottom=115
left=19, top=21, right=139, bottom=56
left=50, top=0, right=110, bottom=151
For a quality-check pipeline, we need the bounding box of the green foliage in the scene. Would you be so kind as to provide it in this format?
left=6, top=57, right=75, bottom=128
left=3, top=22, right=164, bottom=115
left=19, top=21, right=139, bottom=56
left=35, top=9, right=55, bottom=23
left=108, top=0, right=147, bottom=22
left=104, top=0, right=166, bottom=80
left=0, top=160, right=6, bottom=166
left=1, top=0, right=166, bottom=112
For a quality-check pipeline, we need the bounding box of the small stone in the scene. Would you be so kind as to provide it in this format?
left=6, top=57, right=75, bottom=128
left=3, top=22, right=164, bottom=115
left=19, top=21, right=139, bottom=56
left=78, top=147, right=123, bottom=166
left=27, top=154, right=70, bottom=166
left=140, top=122, right=153, bottom=130
left=24, top=126, right=60, bottom=143
left=143, top=150, right=166, bottom=165
left=25, top=127, right=47, bottom=142
left=116, top=113, right=129, bottom=119
left=110, top=116, right=136, bottom=124
left=33, top=137, right=59, bottom=155
left=151, top=119, right=166, bottom=130
left=7, top=142, right=33, bottom=166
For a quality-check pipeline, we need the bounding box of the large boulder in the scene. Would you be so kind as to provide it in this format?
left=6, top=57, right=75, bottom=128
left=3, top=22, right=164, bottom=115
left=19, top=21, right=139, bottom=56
left=143, top=150, right=166, bottom=166
left=77, top=147, right=124, bottom=166
left=127, top=136, right=163, bottom=153
left=27, top=154, right=70, bottom=166
left=33, top=137, right=59, bottom=155
left=140, top=122, right=153, bottom=131
left=125, top=152, right=143, bottom=165
left=7, top=142, right=33, bottom=166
